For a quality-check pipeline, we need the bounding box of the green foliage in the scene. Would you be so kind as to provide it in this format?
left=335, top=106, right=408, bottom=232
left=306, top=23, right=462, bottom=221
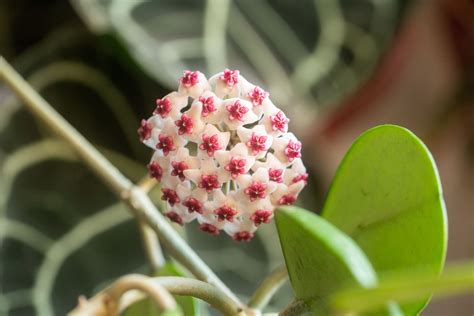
left=123, top=263, right=199, bottom=316
left=321, top=125, right=447, bottom=314
left=275, top=206, right=401, bottom=315
left=332, top=260, right=474, bottom=314
left=275, top=125, right=449, bottom=315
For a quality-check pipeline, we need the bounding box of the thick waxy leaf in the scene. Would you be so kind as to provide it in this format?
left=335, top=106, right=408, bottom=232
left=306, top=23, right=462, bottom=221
left=275, top=206, right=401, bottom=315
left=332, top=261, right=474, bottom=314
left=321, top=125, right=447, bottom=314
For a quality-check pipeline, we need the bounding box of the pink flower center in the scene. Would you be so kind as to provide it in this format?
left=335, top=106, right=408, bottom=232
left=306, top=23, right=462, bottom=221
left=233, top=231, right=254, bottom=242
left=250, top=209, right=273, bottom=226
left=165, top=211, right=183, bottom=225
left=220, top=69, right=239, bottom=86
left=175, top=113, right=194, bottom=135
left=215, top=205, right=238, bottom=222
left=270, top=111, right=289, bottom=132
left=284, top=140, right=302, bottom=162
left=278, top=194, right=296, bottom=205
left=199, top=223, right=220, bottom=235
left=244, top=182, right=267, bottom=201
left=154, top=97, right=172, bottom=118
left=171, top=161, right=188, bottom=181
left=199, top=175, right=220, bottom=193
left=268, top=168, right=284, bottom=183
left=156, top=134, right=175, bottom=156
left=226, top=100, right=249, bottom=121
left=180, top=70, right=199, bottom=87
left=199, top=134, right=221, bottom=156
left=183, top=197, right=203, bottom=214
left=248, top=86, right=269, bottom=106
left=224, top=157, right=247, bottom=178
left=198, top=96, right=216, bottom=117
left=161, top=188, right=180, bottom=206
left=138, top=119, right=152, bottom=142
left=292, top=173, right=309, bottom=184
left=246, top=133, right=268, bottom=155
left=148, top=161, right=163, bottom=181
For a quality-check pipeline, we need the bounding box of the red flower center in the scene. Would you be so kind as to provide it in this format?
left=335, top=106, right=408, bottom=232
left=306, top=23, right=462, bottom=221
left=250, top=209, right=273, bottom=226
left=226, top=100, right=249, bottom=121
left=199, top=175, right=220, bottom=192
left=171, top=161, right=188, bottom=181
left=278, top=194, right=296, bottom=205
left=215, top=205, right=238, bottom=222
left=199, top=223, right=220, bottom=235
left=198, top=96, right=216, bottom=117
left=270, top=111, right=289, bottom=132
left=199, top=134, right=221, bottom=156
left=154, top=97, right=172, bottom=118
left=244, top=182, right=267, bottom=201
left=148, top=161, right=163, bottom=181
left=220, top=69, right=239, bottom=86
left=246, top=133, right=268, bottom=155
left=175, top=113, right=194, bottom=135
left=180, top=70, right=199, bottom=87
left=292, top=173, right=309, bottom=184
left=284, top=140, right=302, bottom=162
left=156, top=134, right=175, bottom=156
left=183, top=197, right=203, bottom=214
left=233, top=231, right=254, bottom=242
left=224, top=157, right=247, bottom=178
left=161, top=188, right=180, bottom=206
left=248, top=86, right=268, bottom=106
left=268, top=168, right=284, bottom=183
left=165, top=211, right=183, bottom=225
left=138, top=119, right=152, bottom=142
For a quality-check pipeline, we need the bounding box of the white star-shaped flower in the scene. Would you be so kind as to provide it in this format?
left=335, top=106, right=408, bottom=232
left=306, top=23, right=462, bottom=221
left=221, top=98, right=258, bottom=130
left=237, top=125, right=273, bottom=159
left=271, top=132, right=302, bottom=165
left=214, top=143, right=255, bottom=182
left=236, top=168, right=277, bottom=203
left=178, top=70, right=211, bottom=99
left=197, top=124, right=230, bottom=158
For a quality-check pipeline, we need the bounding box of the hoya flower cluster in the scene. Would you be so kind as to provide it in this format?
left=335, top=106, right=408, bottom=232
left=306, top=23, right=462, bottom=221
left=138, top=69, right=307, bottom=241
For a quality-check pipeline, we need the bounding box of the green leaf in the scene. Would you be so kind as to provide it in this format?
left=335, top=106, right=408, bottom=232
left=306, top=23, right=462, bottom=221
left=332, top=261, right=474, bottom=314
left=123, top=263, right=199, bottom=316
left=275, top=206, right=401, bottom=315
left=321, top=125, right=447, bottom=314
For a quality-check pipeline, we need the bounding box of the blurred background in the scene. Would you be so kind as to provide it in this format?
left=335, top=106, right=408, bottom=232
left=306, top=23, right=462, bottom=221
left=0, top=0, right=472, bottom=315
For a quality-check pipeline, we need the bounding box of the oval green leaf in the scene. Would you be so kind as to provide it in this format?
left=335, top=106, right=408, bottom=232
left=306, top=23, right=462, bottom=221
left=321, top=125, right=447, bottom=314
left=275, top=206, right=401, bottom=315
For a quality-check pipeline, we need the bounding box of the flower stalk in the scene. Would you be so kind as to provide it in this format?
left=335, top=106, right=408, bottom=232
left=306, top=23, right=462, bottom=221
left=248, top=265, right=288, bottom=310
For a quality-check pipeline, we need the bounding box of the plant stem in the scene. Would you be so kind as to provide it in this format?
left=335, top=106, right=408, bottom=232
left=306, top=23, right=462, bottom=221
left=151, top=276, right=241, bottom=315
left=106, top=274, right=177, bottom=313
left=279, top=299, right=308, bottom=316
left=0, top=56, right=243, bottom=309
left=136, top=176, right=164, bottom=272
left=137, top=218, right=165, bottom=272
left=248, top=265, right=288, bottom=310
left=68, top=274, right=177, bottom=316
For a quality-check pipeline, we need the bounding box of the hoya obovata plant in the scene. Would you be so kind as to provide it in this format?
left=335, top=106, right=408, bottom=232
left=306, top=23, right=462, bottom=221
left=2, top=58, right=469, bottom=316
